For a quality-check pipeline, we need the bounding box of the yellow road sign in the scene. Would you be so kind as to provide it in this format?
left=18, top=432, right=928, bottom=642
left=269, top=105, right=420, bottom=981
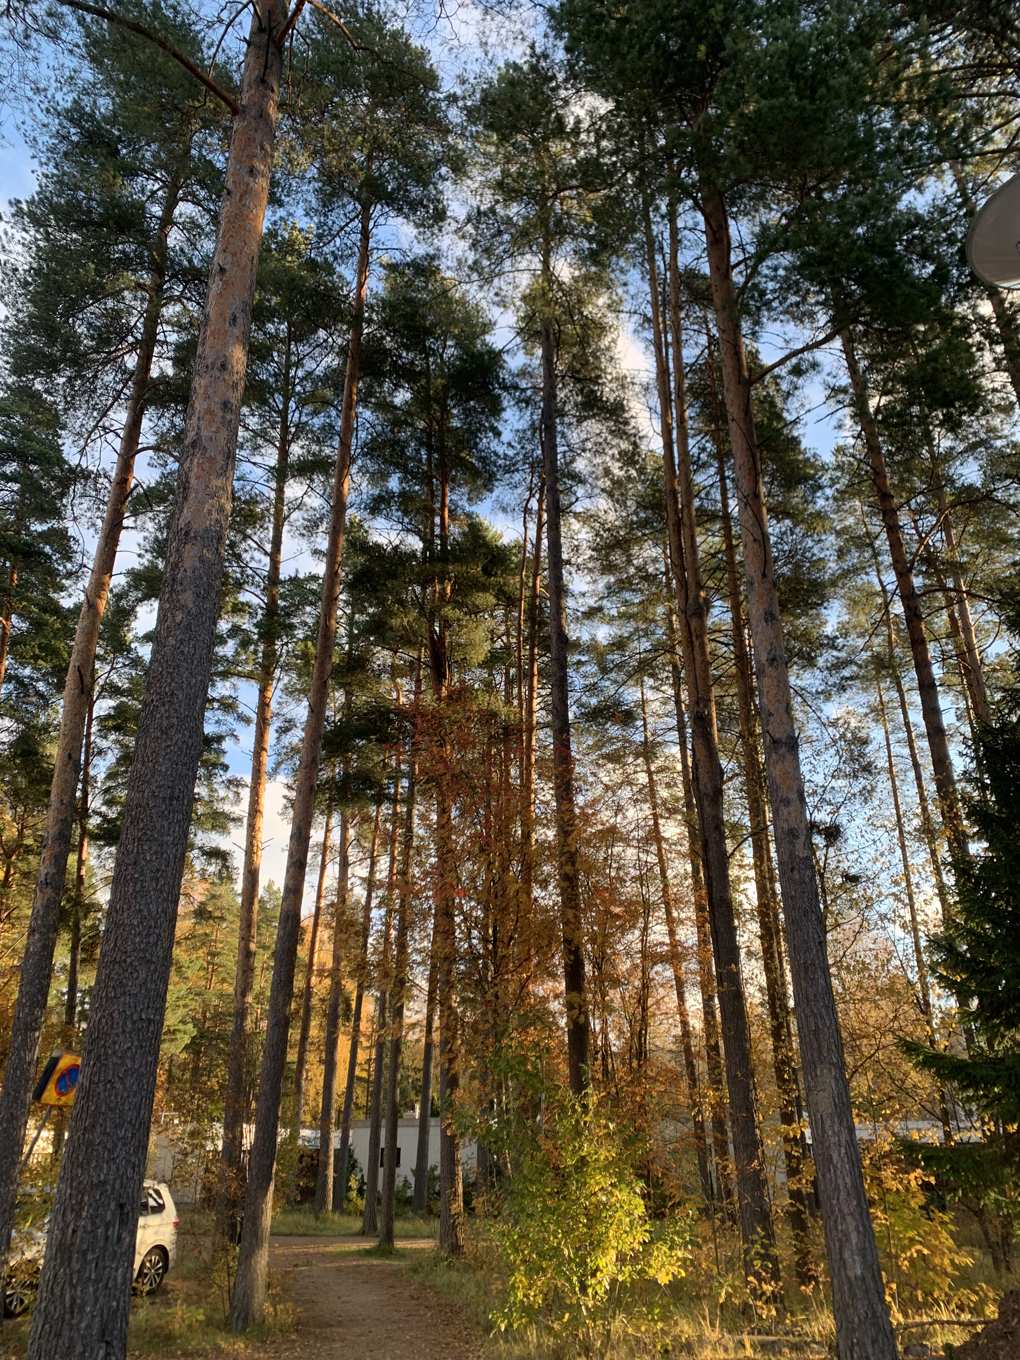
left=33, top=1050, right=81, bottom=1107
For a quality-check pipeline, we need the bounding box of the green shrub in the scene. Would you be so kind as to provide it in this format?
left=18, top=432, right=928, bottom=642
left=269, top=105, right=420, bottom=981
left=489, top=1094, right=693, bottom=1340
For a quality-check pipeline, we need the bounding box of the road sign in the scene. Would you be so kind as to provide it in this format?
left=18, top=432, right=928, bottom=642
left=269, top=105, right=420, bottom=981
left=33, top=1050, right=81, bottom=1107
left=968, top=171, right=1020, bottom=289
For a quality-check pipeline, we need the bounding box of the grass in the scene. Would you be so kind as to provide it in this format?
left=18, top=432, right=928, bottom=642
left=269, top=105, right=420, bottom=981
left=270, top=1204, right=438, bottom=1238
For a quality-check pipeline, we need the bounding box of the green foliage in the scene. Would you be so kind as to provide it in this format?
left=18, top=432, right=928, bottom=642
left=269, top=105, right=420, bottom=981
left=489, top=1094, right=693, bottom=1338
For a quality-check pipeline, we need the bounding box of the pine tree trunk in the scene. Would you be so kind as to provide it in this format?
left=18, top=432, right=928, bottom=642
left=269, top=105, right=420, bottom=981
left=0, top=167, right=189, bottom=1317
left=292, top=809, right=335, bottom=1146
left=217, top=352, right=296, bottom=1236
left=637, top=672, right=711, bottom=1201
left=540, top=237, right=588, bottom=1094
left=710, top=372, right=815, bottom=1284
left=413, top=924, right=439, bottom=1213
left=336, top=797, right=382, bottom=1212
left=520, top=472, right=545, bottom=926
left=22, top=17, right=283, bottom=1350
left=0, top=567, right=13, bottom=702
left=664, top=599, right=733, bottom=1209
left=363, top=784, right=400, bottom=1237
left=646, top=206, right=778, bottom=1282
left=839, top=328, right=966, bottom=862
left=380, top=692, right=420, bottom=1248
left=703, top=181, right=896, bottom=1360
left=864, top=520, right=952, bottom=922
left=435, top=782, right=464, bottom=1253
left=64, top=688, right=94, bottom=1034
left=229, top=195, right=368, bottom=1333
left=315, top=812, right=350, bottom=1215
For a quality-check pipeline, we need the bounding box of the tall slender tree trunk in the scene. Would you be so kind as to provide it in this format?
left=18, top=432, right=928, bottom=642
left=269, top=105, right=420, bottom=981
left=217, top=349, right=296, bottom=1236
left=646, top=203, right=777, bottom=1283
left=520, top=471, right=545, bottom=927
left=703, top=181, right=896, bottom=1360
left=64, top=687, right=95, bottom=1035
left=0, top=566, right=13, bottom=702
left=315, top=811, right=350, bottom=1215
left=540, top=238, right=588, bottom=1095
left=336, top=798, right=382, bottom=1212
left=709, top=364, right=815, bottom=1285
left=413, top=925, right=439, bottom=1213
left=637, top=672, right=711, bottom=1202
left=915, top=478, right=989, bottom=726
left=381, top=684, right=420, bottom=1248
left=0, top=166, right=190, bottom=1316
left=292, top=808, right=335, bottom=1141
left=875, top=681, right=953, bottom=1142
left=863, top=517, right=952, bottom=922
left=664, top=597, right=733, bottom=1209
left=363, top=781, right=400, bottom=1237
left=229, top=195, right=369, bottom=1333
left=24, top=15, right=285, bottom=1349
left=839, top=328, right=966, bottom=862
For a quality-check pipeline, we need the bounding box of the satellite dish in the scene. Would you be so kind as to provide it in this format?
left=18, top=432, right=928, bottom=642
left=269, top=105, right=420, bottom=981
left=968, top=171, right=1020, bottom=289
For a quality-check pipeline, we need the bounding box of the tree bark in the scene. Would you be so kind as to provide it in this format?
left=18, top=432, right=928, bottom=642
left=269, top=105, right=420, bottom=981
left=413, top=917, right=439, bottom=1213
left=217, top=352, right=296, bottom=1236
left=336, top=797, right=381, bottom=1212
left=64, top=686, right=95, bottom=1034
left=0, top=166, right=187, bottom=1315
left=646, top=203, right=777, bottom=1282
left=229, top=195, right=368, bottom=1333
left=520, top=471, right=545, bottom=927
left=292, top=808, right=334, bottom=1144
left=23, top=15, right=284, bottom=1351
left=637, top=671, right=711, bottom=1201
left=664, top=597, right=733, bottom=1209
left=703, top=181, right=896, bottom=1360
left=380, top=687, right=420, bottom=1248
left=863, top=517, right=952, bottom=923
left=839, top=328, right=966, bottom=862
left=540, top=236, right=588, bottom=1095
left=709, top=360, right=815, bottom=1285
left=314, top=811, right=350, bottom=1215
left=363, top=780, right=400, bottom=1237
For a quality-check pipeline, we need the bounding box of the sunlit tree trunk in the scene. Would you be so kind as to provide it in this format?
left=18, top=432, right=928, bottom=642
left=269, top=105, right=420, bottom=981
left=381, top=674, right=420, bottom=1247
left=336, top=797, right=382, bottom=1212
left=229, top=195, right=368, bottom=1333
left=217, top=347, right=295, bottom=1236
left=540, top=229, right=588, bottom=1094
left=292, top=807, right=335, bottom=1144
left=0, top=166, right=189, bottom=1312
left=646, top=202, right=777, bottom=1282
left=315, top=811, right=350, bottom=1215
left=413, top=924, right=439, bottom=1213
left=363, top=780, right=400, bottom=1236
left=704, top=181, right=896, bottom=1360
left=707, top=338, right=815, bottom=1285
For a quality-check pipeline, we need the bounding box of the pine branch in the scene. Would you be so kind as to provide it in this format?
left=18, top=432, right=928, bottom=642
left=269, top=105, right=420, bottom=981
left=56, top=0, right=241, bottom=115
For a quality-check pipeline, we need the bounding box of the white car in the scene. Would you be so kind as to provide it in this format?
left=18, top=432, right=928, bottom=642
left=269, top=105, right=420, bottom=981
left=4, top=1180, right=178, bottom=1318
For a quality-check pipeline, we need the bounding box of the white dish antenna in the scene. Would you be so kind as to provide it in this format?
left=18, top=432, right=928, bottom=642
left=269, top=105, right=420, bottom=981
left=968, top=171, right=1020, bottom=289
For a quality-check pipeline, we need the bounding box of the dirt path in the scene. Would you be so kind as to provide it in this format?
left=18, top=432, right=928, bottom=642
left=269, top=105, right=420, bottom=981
left=213, top=1236, right=486, bottom=1360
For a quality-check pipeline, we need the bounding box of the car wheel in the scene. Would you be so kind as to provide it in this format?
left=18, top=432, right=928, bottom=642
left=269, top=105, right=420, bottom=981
left=135, top=1247, right=168, bottom=1294
left=3, top=1275, right=36, bottom=1319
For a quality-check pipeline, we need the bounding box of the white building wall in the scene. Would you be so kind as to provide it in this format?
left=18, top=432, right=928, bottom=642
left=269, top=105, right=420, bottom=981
left=341, top=1117, right=476, bottom=1189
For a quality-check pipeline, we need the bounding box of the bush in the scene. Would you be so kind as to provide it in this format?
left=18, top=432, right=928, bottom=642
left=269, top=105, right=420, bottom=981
left=488, top=1093, right=693, bottom=1342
